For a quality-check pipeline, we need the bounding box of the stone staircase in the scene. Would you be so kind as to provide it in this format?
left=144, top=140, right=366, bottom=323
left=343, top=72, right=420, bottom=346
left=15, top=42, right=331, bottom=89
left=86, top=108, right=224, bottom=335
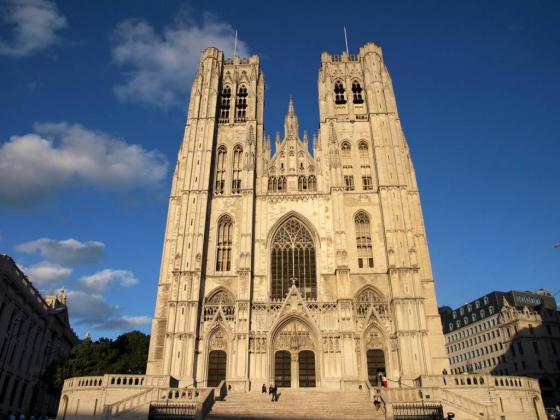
left=207, top=389, right=384, bottom=419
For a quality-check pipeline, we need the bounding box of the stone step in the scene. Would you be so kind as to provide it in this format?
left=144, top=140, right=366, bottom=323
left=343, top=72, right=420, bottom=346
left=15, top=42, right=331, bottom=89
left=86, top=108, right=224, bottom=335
left=207, top=390, right=384, bottom=420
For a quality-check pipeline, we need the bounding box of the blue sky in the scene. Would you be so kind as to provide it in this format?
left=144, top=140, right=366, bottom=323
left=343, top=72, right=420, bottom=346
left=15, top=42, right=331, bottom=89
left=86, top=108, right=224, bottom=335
left=1, top=0, right=559, bottom=339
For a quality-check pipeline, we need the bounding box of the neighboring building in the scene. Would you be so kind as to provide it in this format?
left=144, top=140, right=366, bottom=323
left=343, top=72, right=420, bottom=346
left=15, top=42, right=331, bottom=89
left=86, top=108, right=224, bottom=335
left=56, top=43, right=548, bottom=420
left=440, top=290, right=560, bottom=406
left=0, top=254, right=79, bottom=417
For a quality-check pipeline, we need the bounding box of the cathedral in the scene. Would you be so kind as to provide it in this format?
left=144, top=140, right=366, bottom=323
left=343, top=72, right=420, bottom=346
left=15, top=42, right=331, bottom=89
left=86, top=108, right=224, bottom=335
left=145, top=42, right=450, bottom=390
left=56, top=42, right=547, bottom=420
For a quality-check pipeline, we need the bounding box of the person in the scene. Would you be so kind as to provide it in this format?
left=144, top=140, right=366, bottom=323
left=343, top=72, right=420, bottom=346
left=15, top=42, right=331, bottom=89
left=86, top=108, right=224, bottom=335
left=262, top=383, right=267, bottom=394
left=382, top=374, right=388, bottom=388
left=268, top=384, right=273, bottom=395
left=377, top=371, right=383, bottom=387
left=373, top=389, right=383, bottom=411
left=271, top=384, right=277, bottom=402
left=228, top=384, right=232, bottom=391
left=442, top=369, right=448, bottom=375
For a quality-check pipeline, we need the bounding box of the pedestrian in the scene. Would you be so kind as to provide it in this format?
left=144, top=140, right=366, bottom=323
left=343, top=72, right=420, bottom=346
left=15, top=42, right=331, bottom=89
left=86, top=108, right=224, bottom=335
left=373, top=389, right=383, bottom=411
left=382, top=374, right=388, bottom=388
left=268, top=384, right=273, bottom=395
left=377, top=371, right=383, bottom=387
left=271, top=384, right=277, bottom=402
left=262, top=383, right=267, bottom=394
left=442, top=369, right=448, bottom=375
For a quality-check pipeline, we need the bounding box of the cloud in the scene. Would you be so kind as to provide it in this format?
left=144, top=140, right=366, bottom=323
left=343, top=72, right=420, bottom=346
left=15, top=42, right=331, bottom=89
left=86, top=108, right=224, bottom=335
left=0, top=122, right=168, bottom=207
left=0, top=0, right=66, bottom=57
left=15, top=238, right=105, bottom=264
left=21, top=260, right=72, bottom=288
left=111, top=12, right=249, bottom=107
left=65, top=290, right=150, bottom=331
left=79, top=269, right=138, bottom=293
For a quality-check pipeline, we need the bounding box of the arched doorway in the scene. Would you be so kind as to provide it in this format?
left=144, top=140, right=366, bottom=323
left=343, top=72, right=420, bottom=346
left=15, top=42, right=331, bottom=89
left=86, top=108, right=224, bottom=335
left=272, top=319, right=317, bottom=388
left=367, top=349, right=386, bottom=386
left=208, top=350, right=227, bottom=387
left=298, top=350, right=316, bottom=387
left=275, top=351, right=291, bottom=387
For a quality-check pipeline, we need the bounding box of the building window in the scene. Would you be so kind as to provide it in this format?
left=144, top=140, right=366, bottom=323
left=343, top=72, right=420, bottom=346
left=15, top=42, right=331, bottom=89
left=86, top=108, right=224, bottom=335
left=344, top=175, right=355, bottom=191
left=232, top=145, right=242, bottom=194
left=298, top=176, right=308, bottom=191
left=334, top=80, right=346, bottom=104
left=355, top=211, right=374, bottom=268
left=533, top=341, right=539, bottom=354
left=271, top=217, right=316, bottom=299
left=268, top=176, right=287, bottom=193
left=215, top=146, right=227, bottom=194
left=308, top=175, right=317, bottom=192
left=216, top=215, right=233, bottom=271
left=488, top=305, right=494, bottom=314
left=352, top=80, right=364, bottom=104
left=517, top=343, right=524, bottom=355
left=235, top=85, right=248, bottom=122
left=219, top=86, right=231, bottom=122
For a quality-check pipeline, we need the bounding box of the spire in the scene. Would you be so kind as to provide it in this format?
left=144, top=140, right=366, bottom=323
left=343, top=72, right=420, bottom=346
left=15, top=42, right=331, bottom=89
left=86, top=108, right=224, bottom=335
left=284, top=95, right=299, bottom=139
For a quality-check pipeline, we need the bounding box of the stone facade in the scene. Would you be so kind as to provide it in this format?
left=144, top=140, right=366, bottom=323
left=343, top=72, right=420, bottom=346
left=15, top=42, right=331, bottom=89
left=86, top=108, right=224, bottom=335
left=0, top=254, right=79, bottom=417
left=145, top=42, right=448, bottom=390
left=56, top=43, right=548, bottom=419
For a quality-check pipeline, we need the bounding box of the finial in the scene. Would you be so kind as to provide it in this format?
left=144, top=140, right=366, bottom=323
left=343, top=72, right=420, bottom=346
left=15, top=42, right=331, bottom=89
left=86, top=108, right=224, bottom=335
left=276, top=131, right=281, bottom=144
left=303, top=130, right=308, bottom=144
left=288, top=95, right=295, bottom=115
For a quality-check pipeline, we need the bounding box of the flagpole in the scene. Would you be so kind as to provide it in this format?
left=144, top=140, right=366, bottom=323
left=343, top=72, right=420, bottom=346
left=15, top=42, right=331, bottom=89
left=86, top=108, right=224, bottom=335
left=233, top=30, right=238, bottom=58
left=343, top=26, right=349, bottom=54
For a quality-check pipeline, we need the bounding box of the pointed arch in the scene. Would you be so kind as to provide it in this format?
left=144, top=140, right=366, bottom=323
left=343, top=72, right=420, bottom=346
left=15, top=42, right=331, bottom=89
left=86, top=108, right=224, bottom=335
left=215, top=145, right=227, bottom=194
left=219, top=86, right=232, bottom=122
left=216, top=214, right=233, bottom=271
left=269, top=215, right=318, bottom=299
left=352, top=79, right=364, bottom=104
left=235, top=84, right=248, bottom=122
left=354, top=211, right=374, bottom=268
left=334, top=80, right=346, bottom=104
left=232, top=144, right=242, bottom=193
left=358, top=140, right=373, bottom=190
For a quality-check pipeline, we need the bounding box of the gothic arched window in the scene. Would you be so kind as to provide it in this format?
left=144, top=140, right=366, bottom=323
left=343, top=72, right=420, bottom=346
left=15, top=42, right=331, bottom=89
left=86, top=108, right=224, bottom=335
left=271, top=218, right=316, bottom=299
left=215, top=146, right=227, bottom=194
left=355, top=287, right=384, bottom=317
left=216, top=215, right=233, bottom=271
left=334, top=81, right=346, bottom=104
left=298, top=175, right=307, bottom=191
left=355, top=211, right=374, bottom=268
left=352, top=80, right=364, bottom=104
left=278, top=176, right=287, bottom=192
left=232, top=145, right=242, bottom=194
left=236, top=85, right=248, bottom=122
left=308, top=175, right=316, bottom=192
left=219, top=86, right=231, bottom=122
left=359, top=141, right=373, bottom=190
left=341, top=142, right=354, bottom=191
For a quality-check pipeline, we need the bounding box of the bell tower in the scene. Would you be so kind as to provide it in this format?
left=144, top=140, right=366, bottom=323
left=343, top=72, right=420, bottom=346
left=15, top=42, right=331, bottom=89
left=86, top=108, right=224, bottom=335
left=317, top=43, right=448, bottom=377
left=146, top=47, right=265, bottom=387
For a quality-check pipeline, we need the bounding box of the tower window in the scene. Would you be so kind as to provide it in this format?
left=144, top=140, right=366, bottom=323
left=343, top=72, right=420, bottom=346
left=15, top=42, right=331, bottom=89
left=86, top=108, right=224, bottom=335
left=215, top=146, right=227, bottom=194
left=232, top=145, right=242, bottom=194
left=352, top=80, right=364, bottom=104
left=235, top=85, right=248, bottom=122
left=359, top=141, right=373, bottom=190
left=355, top=211, right=374, bottom=268
left=219, top=86, right=231, bottom=123
left=344, top=175, right=355, bottom=191
left=334, top=81, right=346, bottom=104
left=308, top=175, right=317, bottom=192
left=216, top=215, right=233, bottom=271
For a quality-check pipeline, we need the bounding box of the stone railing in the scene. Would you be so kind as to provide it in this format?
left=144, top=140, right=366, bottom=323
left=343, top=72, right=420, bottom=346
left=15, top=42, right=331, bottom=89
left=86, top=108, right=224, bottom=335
left=63, top=374, right=173, bottom=391
left=104, top=388, right=154, bottom=418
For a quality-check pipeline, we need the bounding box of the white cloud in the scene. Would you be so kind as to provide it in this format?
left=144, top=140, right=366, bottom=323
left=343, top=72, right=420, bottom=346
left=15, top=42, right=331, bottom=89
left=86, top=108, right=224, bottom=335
left=0, top=122, right=168, bottom=207
left=65, top=290, right=150, bottom=332
left=0, top=0, right=66, bottom=57
left=111, top=12, right=249, bottom=107
left=15, top=238, right=105, bottom=264
left=79, top=269, right=138, bottom=293
left=21, top=260, right=72, bottom=288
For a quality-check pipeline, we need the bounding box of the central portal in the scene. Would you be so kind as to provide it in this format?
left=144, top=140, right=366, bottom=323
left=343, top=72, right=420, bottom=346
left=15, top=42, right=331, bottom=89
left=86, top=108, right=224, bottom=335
left=273, top=319, right=317, bottom=388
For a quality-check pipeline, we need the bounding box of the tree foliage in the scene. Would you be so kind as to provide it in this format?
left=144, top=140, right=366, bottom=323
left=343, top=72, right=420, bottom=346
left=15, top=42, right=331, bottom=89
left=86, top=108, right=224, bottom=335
left=43, top=331, right=150, bottom=393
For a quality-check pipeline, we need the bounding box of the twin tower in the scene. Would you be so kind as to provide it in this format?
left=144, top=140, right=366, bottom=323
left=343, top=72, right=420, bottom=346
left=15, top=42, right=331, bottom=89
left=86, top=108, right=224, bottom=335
left=146, top=42, right=449, bottom=390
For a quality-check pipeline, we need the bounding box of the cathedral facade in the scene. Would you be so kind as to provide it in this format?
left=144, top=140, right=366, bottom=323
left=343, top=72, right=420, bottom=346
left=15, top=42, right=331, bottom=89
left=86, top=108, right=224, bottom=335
left=145, top=42, right=449, bottom=390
